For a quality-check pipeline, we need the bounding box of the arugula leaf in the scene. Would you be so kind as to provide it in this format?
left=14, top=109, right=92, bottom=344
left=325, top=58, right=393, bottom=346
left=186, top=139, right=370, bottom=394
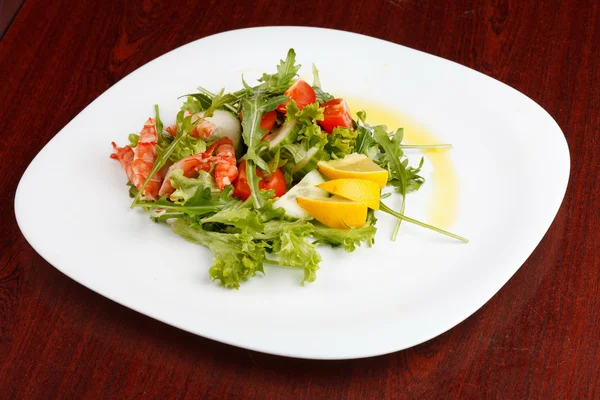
left=373, top=126, right=425, bottom=195
left=275, top=49, right=300, bottom=86
left=172, top=220, right=267, bottom=289
left=373, top=126, right=407, bottom=190
left=372, top=125, right=408, bottom=240
left=314, top=88, right=334, bottom=104
left=240, top=92, right=287, bottom=207
left=379, top=202, right=468, bottom=243
left=201, top=87, right=239, bottom=117
left=154, top=104, right=164, bottom=135
left=134, top=189, right=223, bottom=218
left=354, top=125, right=378, bottom=158
left=258, top=49, right=301, bottom=93
left=169, top=169, right=218, bottom=204
left=370, top=124, right=427, bottom=240
left=406, top=157, right=425, bottom=193
left=188, top=93, right=213, bottom=111
left=311, top=64, right=334, bottom=103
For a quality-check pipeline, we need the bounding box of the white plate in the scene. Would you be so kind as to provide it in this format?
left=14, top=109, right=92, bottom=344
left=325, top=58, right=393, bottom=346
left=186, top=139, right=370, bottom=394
left=14, top=27, right=569, bottom=359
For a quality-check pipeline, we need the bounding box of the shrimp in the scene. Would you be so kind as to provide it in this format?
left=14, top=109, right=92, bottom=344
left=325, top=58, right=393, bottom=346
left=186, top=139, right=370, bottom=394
left=191, top=117, right=216, bottom=138
left=129, top=118, right=163, bottom=200
left=211, top=137, right=238, bottom=190
left=157, top=137, right=238, bottom=197
left=110, top=143, right=135, bottom=183
left=110, top=118, right=163, bottom=200
left=165, top=114, right=216, bottom=138
left=158, top=152, right=212, bottom=197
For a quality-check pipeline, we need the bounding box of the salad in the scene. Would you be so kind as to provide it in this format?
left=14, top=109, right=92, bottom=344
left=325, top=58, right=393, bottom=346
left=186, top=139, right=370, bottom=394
left=110, top=49, right=467, bottom=289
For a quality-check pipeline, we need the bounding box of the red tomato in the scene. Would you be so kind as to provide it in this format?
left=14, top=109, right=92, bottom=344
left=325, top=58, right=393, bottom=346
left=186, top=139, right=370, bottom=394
left=232, top=160, right=287, bottom=200
left=319, top=98, right=353, bottom=133
left=260, top=110, right=277, bottom=131
left=240, top=111, right=277, bottom=131
left=276, top=80, right=317, bottom=113
left=241, top=111, right=278, bottom=140
left=261, top=168, right=286, bottom=198
left=232, top=160, right=252, bottom=200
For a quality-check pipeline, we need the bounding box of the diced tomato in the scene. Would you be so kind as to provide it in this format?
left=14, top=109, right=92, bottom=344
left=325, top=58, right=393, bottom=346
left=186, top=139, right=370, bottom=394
left=240, top=111, right=277, bottom=131
left=260, top=111, right=277, bottom=132
left=318, top=98, right=353, bottom=133
left=232, top=162, right=252, bottom=200
left=260, top=168, right=286, bottom=198
left=241, top=110, right=279, bottom=140
left=232, top=160, right=287, bottom=200
left=276, top=80, right=317, bottom=113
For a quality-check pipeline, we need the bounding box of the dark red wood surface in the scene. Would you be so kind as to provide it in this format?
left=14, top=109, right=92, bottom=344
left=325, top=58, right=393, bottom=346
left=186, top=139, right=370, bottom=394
left=1, top=0, right=599, bottom=398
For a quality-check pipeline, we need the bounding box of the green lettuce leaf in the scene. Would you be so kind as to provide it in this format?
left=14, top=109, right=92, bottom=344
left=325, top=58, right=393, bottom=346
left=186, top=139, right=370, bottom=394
left=326, top=126, right=357, bottom=159
left=181, top=96, right=203, bottom=114
left=172, top=220, right=267, bottom=289
left=201, top=200, right=264, bottom=232
left=169, top=169, right=218, bottom=204
left=312, top=223, right=377, bottom=252
left=278, top=228, right=321, bottom=285
left=260, top=220, right=320, bottom=284
left=180, top=93, right=212, bottom=114
left=285, top=101, right=324, bottom=125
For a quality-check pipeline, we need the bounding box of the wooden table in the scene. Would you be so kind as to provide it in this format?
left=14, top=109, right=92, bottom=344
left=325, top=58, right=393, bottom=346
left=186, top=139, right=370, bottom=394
left=1, top=0, right=598, bottom=398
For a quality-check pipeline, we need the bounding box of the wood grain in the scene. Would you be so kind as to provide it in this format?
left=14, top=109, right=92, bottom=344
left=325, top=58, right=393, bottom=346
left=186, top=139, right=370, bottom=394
left=1, top=0, right=599, bottom=398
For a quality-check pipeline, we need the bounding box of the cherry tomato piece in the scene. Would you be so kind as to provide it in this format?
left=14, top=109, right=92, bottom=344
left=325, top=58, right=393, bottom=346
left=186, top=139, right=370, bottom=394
left=276, top=80, right=317, bottom=113
left=260, top=168, right=287, bottom=198
left=260, top=111, right=277, bottom=131
left=232, top=160, right=287, bottom=200
left=318, top=98, right=353, bottom=133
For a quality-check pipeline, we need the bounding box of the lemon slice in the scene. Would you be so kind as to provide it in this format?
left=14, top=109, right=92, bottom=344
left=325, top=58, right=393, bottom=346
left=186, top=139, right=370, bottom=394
left=296, top=195, right=367, bottom=229
left=317, top=153, right=388, bottom=188
left=317, top=178, right=380, bottom=210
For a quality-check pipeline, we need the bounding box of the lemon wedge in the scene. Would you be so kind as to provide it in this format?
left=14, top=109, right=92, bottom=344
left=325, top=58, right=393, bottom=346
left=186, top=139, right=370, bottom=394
left=317, top=153, right=388, bottom=188
left=296, top=195, right=367, bottom=229
left=317, top=178, right=380, bottom=210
